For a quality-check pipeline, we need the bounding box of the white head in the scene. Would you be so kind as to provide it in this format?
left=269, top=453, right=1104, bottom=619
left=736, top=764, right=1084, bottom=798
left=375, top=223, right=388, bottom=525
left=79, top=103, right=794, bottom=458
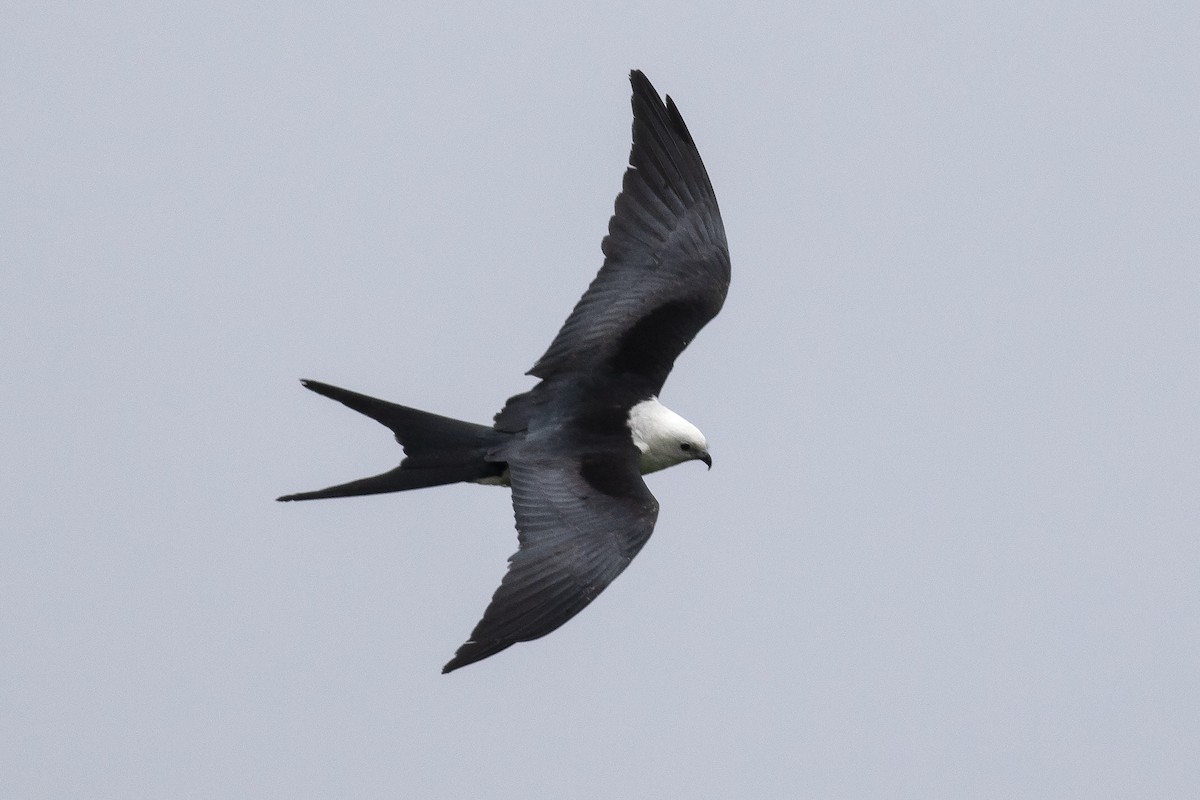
left=626, top=396, right=712, bottom=475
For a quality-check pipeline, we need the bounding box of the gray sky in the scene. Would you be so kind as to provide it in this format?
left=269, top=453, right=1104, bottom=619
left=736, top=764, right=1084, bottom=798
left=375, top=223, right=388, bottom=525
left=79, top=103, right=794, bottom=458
left=4, top=2, right=1198, bottom=797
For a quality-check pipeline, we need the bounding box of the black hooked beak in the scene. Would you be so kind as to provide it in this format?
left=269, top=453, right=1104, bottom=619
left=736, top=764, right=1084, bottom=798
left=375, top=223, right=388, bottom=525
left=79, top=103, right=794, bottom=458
left=697, top=450, right=712, bottom=470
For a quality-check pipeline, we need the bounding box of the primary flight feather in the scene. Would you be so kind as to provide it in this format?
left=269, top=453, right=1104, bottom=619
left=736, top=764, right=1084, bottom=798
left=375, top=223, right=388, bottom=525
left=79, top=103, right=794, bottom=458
left=279, top=70, right=729, bottom=673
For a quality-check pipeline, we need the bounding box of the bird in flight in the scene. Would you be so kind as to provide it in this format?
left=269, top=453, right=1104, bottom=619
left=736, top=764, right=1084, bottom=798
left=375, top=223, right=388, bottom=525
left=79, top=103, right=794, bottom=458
left=279, top=70, right=730, bottom=673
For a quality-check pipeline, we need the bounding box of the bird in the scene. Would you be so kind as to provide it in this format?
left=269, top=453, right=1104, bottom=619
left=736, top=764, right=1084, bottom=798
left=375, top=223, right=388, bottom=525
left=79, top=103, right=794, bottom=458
left=278, top=70, right=730, bottom=673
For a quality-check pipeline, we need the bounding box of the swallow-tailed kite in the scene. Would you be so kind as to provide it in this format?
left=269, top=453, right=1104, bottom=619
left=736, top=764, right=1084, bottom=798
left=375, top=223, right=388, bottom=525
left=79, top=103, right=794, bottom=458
left=279, top=70, right=729, bottom=673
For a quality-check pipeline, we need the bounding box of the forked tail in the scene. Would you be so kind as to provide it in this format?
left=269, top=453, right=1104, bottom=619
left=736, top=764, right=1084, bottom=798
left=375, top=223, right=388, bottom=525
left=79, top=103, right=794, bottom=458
left=277, top=379, right=505, bottom=501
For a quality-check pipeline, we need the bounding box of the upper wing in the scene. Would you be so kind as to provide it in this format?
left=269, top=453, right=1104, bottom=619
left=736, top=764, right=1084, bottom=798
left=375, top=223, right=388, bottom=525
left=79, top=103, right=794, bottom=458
left=528, top=70, right=730, bottom=395
left=442, top=447, right=659, bottom=673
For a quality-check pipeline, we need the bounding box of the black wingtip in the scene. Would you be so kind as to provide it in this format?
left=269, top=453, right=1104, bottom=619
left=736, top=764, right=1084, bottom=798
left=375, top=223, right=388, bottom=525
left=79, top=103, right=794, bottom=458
left=628, top=69, right=698, bottom=152
left=442, top=652, right=469, bottom=674
left=275, top=490, right=320, bottom=502
left=441, top=648, right=476, bottom=674
left=441, top=638, right=515, bottom=674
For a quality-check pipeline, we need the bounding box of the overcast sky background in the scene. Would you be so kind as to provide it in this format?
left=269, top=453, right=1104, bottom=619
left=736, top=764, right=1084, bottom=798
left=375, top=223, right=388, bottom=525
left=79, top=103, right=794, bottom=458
left=4, top=2, right=1198, bottom=797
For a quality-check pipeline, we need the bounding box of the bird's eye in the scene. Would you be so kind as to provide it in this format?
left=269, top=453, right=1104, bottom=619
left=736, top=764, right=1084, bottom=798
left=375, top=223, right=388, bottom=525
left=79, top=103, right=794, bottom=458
left=680, top=443, right=692, bottom=451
